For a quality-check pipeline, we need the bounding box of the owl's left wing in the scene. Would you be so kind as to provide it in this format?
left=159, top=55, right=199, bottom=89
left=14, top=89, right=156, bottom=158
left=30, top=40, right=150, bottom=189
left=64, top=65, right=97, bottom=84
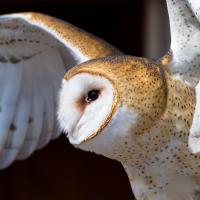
left=164, top=0, right=200, bottom=153
left=0, top=12, right=121, bottom=169
left=165, top=0, right=200, bottom=87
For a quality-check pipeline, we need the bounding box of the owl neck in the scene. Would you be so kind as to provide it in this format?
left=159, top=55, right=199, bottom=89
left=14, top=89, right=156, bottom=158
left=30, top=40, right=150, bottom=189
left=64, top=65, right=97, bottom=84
left=160, top=72, right=196, bottom=143
left=122, top=74, right=196, bottom=199
left=123, top=72, right=196, bottom=164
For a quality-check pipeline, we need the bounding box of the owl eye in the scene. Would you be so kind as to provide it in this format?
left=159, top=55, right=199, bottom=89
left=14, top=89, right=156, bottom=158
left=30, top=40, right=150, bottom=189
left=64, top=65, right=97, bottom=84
left=86, top=90, right=100, bottom=103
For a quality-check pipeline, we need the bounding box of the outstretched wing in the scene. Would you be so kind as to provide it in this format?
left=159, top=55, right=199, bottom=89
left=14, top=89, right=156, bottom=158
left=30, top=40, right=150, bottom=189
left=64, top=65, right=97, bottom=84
left=166, top=0, right=200, bottom=87
left=0, top=12, right=121, bottom=169
left=166, top=1, right=200, bottom=153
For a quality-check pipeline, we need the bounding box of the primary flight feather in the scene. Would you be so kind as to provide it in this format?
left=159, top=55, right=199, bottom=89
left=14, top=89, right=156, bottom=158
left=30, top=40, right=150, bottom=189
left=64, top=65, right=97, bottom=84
left=1, top=0, right=200, bottom=200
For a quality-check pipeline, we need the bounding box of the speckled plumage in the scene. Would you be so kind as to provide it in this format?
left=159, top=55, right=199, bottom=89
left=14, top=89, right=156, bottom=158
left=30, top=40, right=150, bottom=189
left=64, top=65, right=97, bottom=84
left=58, top=0, right=200, bottom=199
left=65, top=56, right=168, bottom=136
left=63, top=55, right=197, bottom=199
left=1, top=0, right=200, bottom=199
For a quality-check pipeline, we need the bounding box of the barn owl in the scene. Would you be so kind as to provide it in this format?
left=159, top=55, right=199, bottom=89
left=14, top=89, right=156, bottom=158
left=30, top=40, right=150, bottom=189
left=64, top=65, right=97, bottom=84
left=1, top=0, right=200, bottom=200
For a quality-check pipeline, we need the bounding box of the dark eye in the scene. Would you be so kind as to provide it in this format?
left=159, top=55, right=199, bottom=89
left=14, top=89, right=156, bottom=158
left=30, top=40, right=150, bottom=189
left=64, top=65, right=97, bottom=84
left=86, top=90, right=100, bottom=102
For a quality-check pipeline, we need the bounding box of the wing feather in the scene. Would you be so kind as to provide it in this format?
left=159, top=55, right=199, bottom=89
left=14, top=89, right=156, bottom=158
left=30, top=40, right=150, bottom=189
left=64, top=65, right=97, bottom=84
left=0, top=62, right=22, bottom=149
left=0, top=60, right=32, bottom=168
left=48, top=49, right=65, bottom=139
left=17, top=53, right=47, bottom=160
left=166, top=0, right=200, bottom=86
left=36, top=51, right=59, bottom=150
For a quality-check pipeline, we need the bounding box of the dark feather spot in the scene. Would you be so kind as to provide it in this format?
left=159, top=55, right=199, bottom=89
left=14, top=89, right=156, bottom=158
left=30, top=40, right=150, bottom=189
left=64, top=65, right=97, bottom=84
left=0, top=55, right=8, bottom=63
left=10, top=123, right=16, bottom=131
left=28, top=117, right=33, bottom=123
left=21, top=52, right=40, bottom=61
left=9, top=56, right=20, bottom=64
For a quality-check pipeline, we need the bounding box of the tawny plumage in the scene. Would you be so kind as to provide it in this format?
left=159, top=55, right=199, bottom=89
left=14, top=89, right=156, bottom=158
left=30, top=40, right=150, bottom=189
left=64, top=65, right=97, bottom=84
left=58, top=0, right=200, bottom=199
left=62, top=56, right=196, bottom=199
left=1, top=0, right=200, bottom=199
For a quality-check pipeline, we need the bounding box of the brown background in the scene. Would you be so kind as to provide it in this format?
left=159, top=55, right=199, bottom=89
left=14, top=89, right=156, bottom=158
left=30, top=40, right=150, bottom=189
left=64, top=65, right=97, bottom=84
left=0, top=0, right=169, bottom=199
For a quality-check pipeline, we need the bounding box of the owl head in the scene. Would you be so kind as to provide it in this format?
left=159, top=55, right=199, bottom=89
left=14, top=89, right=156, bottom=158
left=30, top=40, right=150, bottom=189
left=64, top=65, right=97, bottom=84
left=58, top=56, right=167, bottom=160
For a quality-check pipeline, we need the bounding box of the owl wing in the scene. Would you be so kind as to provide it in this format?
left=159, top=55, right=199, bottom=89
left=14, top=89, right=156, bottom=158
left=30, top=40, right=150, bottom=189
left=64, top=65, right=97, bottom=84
left=0, top=12, right=121, bottom=169
left=166, top=1, right=200, bottom=153
left=165, top=0, right=200, bottom=87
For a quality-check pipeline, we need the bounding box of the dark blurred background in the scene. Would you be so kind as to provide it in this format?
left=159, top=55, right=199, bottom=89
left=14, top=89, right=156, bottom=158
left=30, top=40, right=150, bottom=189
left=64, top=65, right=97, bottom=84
left=0, top=0, right=170, bottom=200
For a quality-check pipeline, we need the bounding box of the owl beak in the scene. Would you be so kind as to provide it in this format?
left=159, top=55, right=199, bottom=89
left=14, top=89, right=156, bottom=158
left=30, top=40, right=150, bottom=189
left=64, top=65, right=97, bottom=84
left=67, top=128, right=101, bottom=145
left=66, top=117, right=104, bottom=145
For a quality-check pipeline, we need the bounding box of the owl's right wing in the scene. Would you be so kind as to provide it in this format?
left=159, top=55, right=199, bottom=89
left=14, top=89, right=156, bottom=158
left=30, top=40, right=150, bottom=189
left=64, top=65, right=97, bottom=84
left=0, top=12, right=122, bottom=169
